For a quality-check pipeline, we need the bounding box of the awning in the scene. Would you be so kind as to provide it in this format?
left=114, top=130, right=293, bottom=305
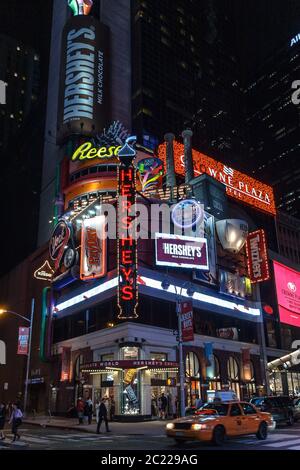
left=267, top=349, right=300, bottom=371
left=81, top=360, right=179, bottom=373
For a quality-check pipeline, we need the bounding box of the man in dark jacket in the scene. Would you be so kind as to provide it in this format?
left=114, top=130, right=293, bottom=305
left=96, top=398, right=111, bottom=433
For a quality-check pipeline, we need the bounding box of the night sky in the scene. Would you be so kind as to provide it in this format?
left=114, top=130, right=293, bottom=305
left=0, top=0, right=53, bottom=83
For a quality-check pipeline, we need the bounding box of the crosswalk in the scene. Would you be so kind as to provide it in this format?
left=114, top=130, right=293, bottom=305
left=234, top=432, right=300, bottom=450
left=0, top=432, right=116, bottom=448
left=2, top=429, right=300, bottom=450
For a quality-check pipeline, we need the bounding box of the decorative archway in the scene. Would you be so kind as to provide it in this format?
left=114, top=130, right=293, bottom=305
left=227, top=356, right=241, bottom=399
left=185, top=351, right=201, bottom=406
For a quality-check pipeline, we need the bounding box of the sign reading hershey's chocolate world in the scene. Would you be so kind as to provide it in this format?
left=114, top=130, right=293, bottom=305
left=155, top=233, right=209, bottom=270
left=56, top=15, right=109, bottom=144
left=80, top=360, right=179, bottom=371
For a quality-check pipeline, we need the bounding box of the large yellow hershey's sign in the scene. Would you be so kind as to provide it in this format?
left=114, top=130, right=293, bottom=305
left=71, top=142, right=122, bottom=161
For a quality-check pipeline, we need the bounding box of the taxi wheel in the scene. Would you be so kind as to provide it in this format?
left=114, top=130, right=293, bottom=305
left=212, top=425, right=225, bottom=446
left=256, top=422, right=268, bottom=440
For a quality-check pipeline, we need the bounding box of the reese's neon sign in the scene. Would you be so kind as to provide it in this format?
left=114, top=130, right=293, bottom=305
left=71, top=142, right=122, bottom=161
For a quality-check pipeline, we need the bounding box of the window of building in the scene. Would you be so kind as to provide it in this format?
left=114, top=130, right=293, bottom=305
left=230, top=403, right=242, bottom=416
left=208, top=354, right=222, bottom=391
left=186, top=352, right=201, bottom=406
left=227, top=356, right=240, bottom=399
left=120, top=347, right=141, bottom=415
left=74, top=354, right=85, bottom=401
left=245, top=361, right=256, bottom=398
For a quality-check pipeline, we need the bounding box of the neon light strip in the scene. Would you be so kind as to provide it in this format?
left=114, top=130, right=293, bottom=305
left=140, top=276, right=260, bottom=316
left=55, top=277, right=118, bottom=311
left=54, top=276, right=260, bottom=316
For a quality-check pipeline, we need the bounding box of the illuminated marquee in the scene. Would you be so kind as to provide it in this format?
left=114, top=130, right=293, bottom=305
left=71, top=142, right=122, bottom=161
left=158, top=142, right=276, bottom=215
left=80, top=216, right=106, bottom=280
left=57, top=15, right=108, bottom=144
left=117, top=165, right=138, bottom=319
left=246, top=229, right=270, bottom=283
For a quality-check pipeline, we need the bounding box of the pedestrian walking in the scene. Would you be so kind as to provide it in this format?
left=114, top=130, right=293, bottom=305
left=110, top=397, right=115, bottom=422
left=0, top=402, right=6, bottom=440
left=159, top=393, right=168, bottom=420
left=85, top=398, right=93, bottom=424
left=76, top=397, right=84, bottom=425
left=96, top=398, right=111, bottom=433
left=9, top=403, right=23, bottom=442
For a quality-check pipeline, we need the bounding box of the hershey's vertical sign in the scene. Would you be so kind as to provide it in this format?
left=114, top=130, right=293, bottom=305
left=57, top=15, right=109, bottom=144
left=117, top=166, right=138, bottom=319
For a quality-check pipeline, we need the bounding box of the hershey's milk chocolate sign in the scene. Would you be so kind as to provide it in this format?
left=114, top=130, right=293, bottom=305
left=57, top=15, right=109, bottom=144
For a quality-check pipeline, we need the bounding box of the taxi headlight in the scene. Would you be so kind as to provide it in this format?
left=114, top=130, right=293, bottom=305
left=192, top=423, right=207, bottom=431
left=166, top=423, right=175, bottom=430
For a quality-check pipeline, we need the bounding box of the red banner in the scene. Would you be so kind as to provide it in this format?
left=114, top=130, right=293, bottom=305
left=246, top=229, right=270, bottom=283
left=179, top=301, right=194, bottom=342
left=17, top=327, right=29, bottom=355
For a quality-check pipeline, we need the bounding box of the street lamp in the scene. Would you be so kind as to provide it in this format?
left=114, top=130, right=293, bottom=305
left=161, top=279, right=194, bottom=417
left=0, top=299, right=35, bottom=416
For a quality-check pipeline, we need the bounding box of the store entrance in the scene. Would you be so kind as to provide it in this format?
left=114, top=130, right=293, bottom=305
left=151, top=385, right=177, bottom=419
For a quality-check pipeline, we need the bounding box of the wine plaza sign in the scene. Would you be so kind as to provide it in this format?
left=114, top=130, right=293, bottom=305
left=158, top=142, right=276, bottom=216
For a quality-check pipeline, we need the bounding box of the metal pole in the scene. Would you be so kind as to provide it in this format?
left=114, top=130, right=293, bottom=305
left=23, top=298, right=34, bottom=416
left=255, top=285, right=270, bottom=395
left=177, top=297, right=186, bottom=417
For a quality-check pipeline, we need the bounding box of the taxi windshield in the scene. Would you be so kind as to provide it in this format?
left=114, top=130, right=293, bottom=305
left=197, top=403, right=229, bottom=416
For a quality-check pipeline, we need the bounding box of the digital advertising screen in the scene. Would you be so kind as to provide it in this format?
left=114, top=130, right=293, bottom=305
left=273, top=261, right=300, bottom=328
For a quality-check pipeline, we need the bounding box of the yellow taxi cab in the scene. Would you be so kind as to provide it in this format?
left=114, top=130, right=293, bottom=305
left=166, top=401, right=275, bottom=446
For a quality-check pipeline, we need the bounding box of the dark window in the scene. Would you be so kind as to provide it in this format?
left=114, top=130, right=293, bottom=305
left=241, top=403, right=257, bottom=415
left=230, top=404, right=242, bottom=416
left=201, top=403, right=229, bottom=416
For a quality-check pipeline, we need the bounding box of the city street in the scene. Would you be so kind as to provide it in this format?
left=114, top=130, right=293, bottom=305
left=1, top=422, right=300, bottom=451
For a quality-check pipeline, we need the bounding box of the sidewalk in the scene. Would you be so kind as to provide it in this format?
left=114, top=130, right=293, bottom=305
left=23, top=415, right=170, bottom=435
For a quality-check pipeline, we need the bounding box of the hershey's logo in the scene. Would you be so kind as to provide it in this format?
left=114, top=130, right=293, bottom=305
left=63, top=27, right=96, bottom=122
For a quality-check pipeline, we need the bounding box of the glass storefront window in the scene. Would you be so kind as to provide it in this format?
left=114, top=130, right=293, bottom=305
left=120, top=347, right=141, bottom=415
left=209, top=355, right=222, bottom=391
left=269, top=372, right=283, bottom=395
left=227, top=356, right=241, bottom=399
left=151, top=352, right=167, bottom=380
left=120, top=346, right=139, bottom=360
left=287, top=372, right=300, bottom=396
left=74, top=354, right=85, bottom=401
left=185, top=352, right=201, bottom=406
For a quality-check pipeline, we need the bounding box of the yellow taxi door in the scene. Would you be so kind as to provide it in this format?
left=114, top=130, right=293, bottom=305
left=228, top=403, right=244, bottom=436
left=240, top=402, right=261, bottom=433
